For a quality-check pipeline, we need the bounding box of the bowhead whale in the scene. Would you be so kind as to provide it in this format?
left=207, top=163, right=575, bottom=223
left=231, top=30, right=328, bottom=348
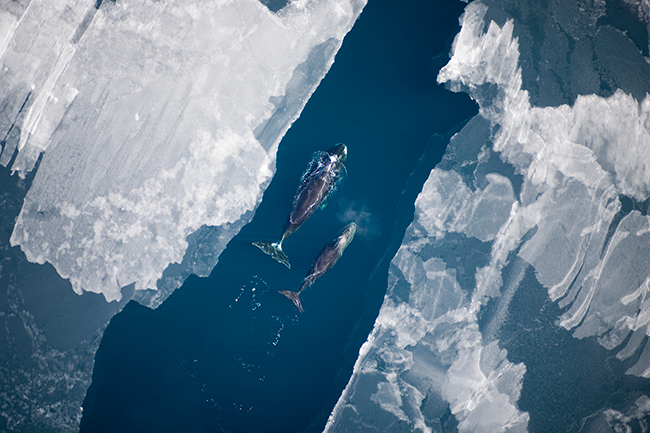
left=253, top=143, right=347, bottom=268
left=279, top=222, right=356, bottom=313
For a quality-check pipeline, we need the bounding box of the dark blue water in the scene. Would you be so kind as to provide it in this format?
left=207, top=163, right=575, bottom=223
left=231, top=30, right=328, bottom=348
left=80, top=1, right=477, bottom=432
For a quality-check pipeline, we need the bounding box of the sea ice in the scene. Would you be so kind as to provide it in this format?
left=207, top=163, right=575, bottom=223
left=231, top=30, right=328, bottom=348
left=329, top=0, right=650, bottom=430
left=438, top=0, right=650, bottom=380
left=2, top=0, right=366, bottom=303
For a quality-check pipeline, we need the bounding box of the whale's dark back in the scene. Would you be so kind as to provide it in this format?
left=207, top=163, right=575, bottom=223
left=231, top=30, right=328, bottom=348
left=300, top=238, right=343, bottom=291
left=284, top=154, right=343, bottom=236
left=290, top=170, right=330, bottom=226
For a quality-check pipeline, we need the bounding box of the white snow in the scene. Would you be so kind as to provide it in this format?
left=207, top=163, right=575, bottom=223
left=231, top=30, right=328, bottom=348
left=2, top=0, right=366, bottom=301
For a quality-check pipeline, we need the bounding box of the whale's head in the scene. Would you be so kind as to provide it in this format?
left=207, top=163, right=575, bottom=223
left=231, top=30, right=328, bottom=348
left=327, top=143, right=347, bottom=164
left=342, top=222, right=356, bottom=238
left=338, top=222, right=356, bottom=250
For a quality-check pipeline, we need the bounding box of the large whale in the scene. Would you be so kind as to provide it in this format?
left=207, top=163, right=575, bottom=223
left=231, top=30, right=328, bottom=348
left=253, top=143, right=347, bottom=268
left=279, top=222, right=356, bottom=313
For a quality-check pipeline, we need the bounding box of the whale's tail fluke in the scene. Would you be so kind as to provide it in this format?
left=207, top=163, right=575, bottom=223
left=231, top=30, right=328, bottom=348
left=278, top=290, right=303, bottom=313
left=252, top=241, right=291, bottom=269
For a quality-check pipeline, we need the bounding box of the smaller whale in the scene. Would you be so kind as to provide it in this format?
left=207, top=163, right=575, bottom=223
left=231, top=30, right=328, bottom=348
left=253, top=143, right=347, bottom=268
left=279, top=222, right=356, bottom=313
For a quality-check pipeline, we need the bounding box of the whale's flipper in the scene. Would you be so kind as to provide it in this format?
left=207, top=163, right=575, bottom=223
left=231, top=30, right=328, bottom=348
left=252, top=241, right=291, bottom=269
left=278, top=290, right=303, bottom=313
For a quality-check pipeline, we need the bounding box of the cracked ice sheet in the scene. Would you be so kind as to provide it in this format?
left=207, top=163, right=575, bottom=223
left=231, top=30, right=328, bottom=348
left=437, top=2, right=650, bottom=379
left=329, top=1, right=650, bottom=431
left=440, top=0, right=650, bottom=375
left=4, top=0, right=366, bottom=302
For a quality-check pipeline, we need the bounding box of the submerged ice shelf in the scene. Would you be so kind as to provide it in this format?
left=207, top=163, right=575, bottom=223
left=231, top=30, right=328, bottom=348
left=327, top=1, right=650, bottom=432
left=0, top=0, right=365, bottom=431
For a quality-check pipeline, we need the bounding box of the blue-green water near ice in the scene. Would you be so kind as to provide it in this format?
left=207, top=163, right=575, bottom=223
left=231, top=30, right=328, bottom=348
left=79, top=1, right=478, bottom=432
